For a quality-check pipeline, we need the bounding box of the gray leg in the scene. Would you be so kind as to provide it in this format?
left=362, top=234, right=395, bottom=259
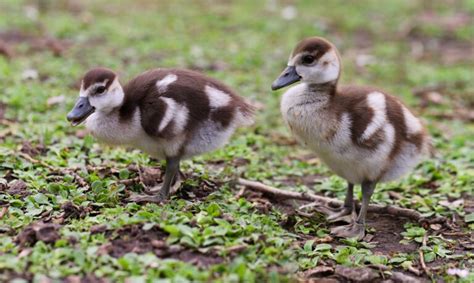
left=356, top=181, right=376, bottom=225
left=344, top=183, right=354, bottom=208
left=331, top=181, right=376, bottom=240
left=128, top=157, right=181, bottom=203
left=327, top=183, right=354, bottom=222
left=158, top=156, right=181, bottom=199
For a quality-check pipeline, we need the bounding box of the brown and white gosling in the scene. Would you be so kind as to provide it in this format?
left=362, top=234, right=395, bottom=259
left=272, top=37, right=432, bottom=240
left=67, top=67, right=254, bottom=202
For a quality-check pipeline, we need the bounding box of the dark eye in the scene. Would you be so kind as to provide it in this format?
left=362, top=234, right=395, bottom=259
left=302, top=55, right=315, bottom=65
left=96, top=86, right=106, bottom=94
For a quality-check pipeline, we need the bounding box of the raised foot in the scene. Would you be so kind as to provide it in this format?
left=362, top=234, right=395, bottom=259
left=127, top=191, right=168, bottom=204
left=327, top=207, right=354, bottom=223
left=330, top=222, right=366, bottom=240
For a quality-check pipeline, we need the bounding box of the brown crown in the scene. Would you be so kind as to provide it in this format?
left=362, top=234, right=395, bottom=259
left=82, top=67, right=117, bottom=90
left=292, top=37, right=334, bottom=60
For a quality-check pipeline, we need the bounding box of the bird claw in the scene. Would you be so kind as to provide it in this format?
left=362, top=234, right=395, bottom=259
left=330, top=222, right=366, bottom=240
left=327, top=207, right=355, bottom=223
left=136, top=174, right=182, bottom=202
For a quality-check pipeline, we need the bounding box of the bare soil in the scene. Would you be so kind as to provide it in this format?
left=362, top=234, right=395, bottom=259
left=97, top=224, right=225, bottom=267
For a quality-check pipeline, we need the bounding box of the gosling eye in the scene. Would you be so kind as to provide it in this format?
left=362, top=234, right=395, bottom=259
left=301, top=55, right=315, bottom=65
left=96, top=86, right=106, bottom=94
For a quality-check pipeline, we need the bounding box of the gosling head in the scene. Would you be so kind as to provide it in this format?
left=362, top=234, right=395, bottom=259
left=272, top=37, right=341, bottom=90
left=67, top=68, right=124, bottom=126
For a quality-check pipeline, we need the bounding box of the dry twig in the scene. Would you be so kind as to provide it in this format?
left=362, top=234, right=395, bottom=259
left=236, top=178, right=447, bottom=225
left=419, top=234, right=432, bottom=277
left=407, top=265, right=422, bottom=276
left=0, top=206, right=8, bottom=219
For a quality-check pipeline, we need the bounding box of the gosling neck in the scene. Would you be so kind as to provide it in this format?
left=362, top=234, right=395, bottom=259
left=306, top=80, right=337, bottom=96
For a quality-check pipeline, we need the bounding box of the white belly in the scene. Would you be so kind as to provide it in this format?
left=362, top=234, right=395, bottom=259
left=85, top=110, right=181, bottom=159
left=183, top=120, right=237, bottom=158
left=85, top=110, right=237, bottom=160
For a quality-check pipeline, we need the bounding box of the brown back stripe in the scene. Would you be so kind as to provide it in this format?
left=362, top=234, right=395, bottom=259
left=384, top=95, right=407, bottom=160
left=119, top=68, right=254, bottom=140
left=331, top=86, right=379, bottom=149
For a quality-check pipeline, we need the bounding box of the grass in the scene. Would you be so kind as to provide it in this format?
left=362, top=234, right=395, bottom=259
left=0, top=0, right=473, bottom=282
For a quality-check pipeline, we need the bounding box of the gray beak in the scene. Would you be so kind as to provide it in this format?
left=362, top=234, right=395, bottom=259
left=271, top=66, right=301, bottom=90
left=67, top=97, right=95, bottom=126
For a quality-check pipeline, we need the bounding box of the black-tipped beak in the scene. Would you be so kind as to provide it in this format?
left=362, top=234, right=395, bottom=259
left=67, top=97, right=95, bottom=126
left=271, top=66, right=301, bottom=91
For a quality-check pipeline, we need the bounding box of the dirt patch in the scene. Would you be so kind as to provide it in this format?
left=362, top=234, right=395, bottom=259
left=20, top=141, right=46, bottom=157
left=0, top=29, right=71, bottom=57
left=3, top=180, right=31, bottom=198
left=170, top=249, right=224, bottom=268
left=15, top=222, right=61, bottom=247
left=100, top=224, right=168, bottom=257
left=367, top=214, right=418, bottom=255
left=60, top=201, right=91, bottom=220
left=99, top=224, right=224, bottom=268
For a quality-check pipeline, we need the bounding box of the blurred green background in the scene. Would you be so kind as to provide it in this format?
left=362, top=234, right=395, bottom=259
left=0, top=0, right=473, bottom=282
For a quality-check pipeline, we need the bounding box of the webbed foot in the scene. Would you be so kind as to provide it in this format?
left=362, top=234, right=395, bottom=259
left=127, top=190, right=169, bottom=204
left=330, top=222, right=366, bottom=240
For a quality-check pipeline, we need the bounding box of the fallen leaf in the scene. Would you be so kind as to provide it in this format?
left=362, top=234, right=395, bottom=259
left=447, top=268, right=469, bottom=278
left=439, top=199, right=464, bottom=209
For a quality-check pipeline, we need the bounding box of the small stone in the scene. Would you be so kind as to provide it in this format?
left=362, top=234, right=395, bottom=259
left=335, top=265, right=379, bottom=282
left=21, top=68, right=39, bottom=80
left=47, top=95, right=65, bottom=106
left=151, top=240, right=166, bottom=248
left=430, top=223, right=442, bottom=231
left=281, top=6, right=297, bottom=20
left=390, top=271, right=422, bottom=283
left=90, top=224, right=107, bottom=234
